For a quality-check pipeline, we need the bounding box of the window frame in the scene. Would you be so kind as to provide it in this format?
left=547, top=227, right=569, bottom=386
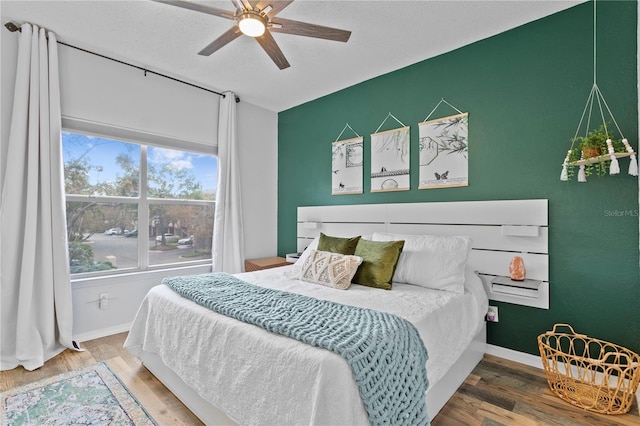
left=62, top=122, right=217, bottom=280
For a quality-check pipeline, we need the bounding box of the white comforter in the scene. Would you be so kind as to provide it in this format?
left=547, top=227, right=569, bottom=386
left=124, top=265, right=487, bottom=426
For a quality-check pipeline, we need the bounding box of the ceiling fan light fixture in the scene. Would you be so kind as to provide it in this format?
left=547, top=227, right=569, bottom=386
left=238, top=12, right=266, bottom=37
left=157, top=0, right=351, bottom=70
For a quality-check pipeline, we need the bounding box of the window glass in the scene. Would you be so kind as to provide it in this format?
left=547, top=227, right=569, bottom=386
left=67, top=201, right=138, bottom=273
left=147, top=146, right=217, bottom=200
left=62, top=132, right=139, bottom=197
left=149, top=204, right=214, bottom=267
left=62, top=131, right=215, bottom=276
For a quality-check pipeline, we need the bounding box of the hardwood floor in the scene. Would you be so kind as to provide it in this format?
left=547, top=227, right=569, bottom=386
left=1, top=334, right=638, bottom=425
left=433, top=355, right=639, bottom=426
left=0, top=333, right=203, bottom=425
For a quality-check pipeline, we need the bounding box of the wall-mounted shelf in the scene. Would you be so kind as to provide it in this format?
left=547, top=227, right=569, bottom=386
left=477, top=273, right=549, bottom=310
left=491, top=276, right=542, bottom=298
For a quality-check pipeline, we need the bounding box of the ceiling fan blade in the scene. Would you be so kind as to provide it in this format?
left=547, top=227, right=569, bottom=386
left=198, top=27, right=242, bottom=56
left=246, top=0, right=293, bottom=17
left=270, top=17, right=351, bottom=42
left=255, top=30, right=290, bottom=69
left=264, top=1, right=294, bottom=18
left=153, top=0, right=235, bottom=19
left=238, top=0, right=253, bottom=11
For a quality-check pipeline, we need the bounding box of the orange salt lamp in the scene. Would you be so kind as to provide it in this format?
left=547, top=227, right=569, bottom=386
left=509, top=256, right=526, bottom=281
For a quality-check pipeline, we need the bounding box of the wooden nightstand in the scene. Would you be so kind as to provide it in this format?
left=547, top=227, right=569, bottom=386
left=245, top=257, right=291, bottom=272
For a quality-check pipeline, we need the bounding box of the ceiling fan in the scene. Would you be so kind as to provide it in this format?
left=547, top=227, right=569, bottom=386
left=154, top=0, right=352, bottom=70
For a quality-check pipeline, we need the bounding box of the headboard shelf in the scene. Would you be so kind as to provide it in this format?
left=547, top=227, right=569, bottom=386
left=297, top=199, right=550, bottom=309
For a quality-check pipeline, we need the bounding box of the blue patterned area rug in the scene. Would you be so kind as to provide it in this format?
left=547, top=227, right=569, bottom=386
left=1, top=362, right=157, bottom=425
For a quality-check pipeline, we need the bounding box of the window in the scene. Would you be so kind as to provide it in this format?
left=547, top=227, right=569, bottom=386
left=62, top=131, right=217, bottom=275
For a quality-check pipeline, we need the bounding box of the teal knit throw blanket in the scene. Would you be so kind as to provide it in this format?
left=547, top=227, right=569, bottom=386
left=163, top=272, right=430, bottom=426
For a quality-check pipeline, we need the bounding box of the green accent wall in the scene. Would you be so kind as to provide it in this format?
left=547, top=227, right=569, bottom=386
left=278, top=1, right=639, bottom=356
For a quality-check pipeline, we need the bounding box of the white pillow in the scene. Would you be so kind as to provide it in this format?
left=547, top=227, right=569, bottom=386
left=371, top=232, right=471, bottom=293
left=299, top=250, right=363, bottom=290
left=294, top=236, right=320, bottom=267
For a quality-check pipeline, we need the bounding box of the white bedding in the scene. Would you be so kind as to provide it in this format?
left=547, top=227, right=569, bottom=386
left=124, top=265, right=487, bottom=426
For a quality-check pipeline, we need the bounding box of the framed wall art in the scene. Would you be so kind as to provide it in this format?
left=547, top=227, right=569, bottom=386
left=418, top=112, right=468, bottom=189
left=332, top=136, right=363, bottom=195
left=370, top=126, right=410, bottom=192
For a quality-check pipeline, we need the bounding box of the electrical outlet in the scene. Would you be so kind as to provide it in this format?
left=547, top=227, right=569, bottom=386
left=99, top=293, right=109, bottom=310
left=487, top=306, right=499, bottom=322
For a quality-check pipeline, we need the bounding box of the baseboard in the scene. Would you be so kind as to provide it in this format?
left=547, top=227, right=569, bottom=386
left=73, top=322, right=131, bottom=344
left=486, top=344, right=543, bottom=369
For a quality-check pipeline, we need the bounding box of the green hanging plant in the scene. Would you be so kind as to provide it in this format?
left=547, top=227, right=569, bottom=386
left=565, top=124, right=625, bottom=179
left=560, top=1, right=638, bottom=182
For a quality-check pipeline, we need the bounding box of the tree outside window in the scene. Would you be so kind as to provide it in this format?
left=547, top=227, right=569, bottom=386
left=62, top=131, right=216, bottom=275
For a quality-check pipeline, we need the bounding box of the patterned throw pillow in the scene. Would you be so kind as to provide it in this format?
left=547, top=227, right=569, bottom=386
left=299, top=250, right=363, bottom=290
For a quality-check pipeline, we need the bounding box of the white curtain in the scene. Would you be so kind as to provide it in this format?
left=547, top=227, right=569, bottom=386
left=0, top=24, right=76, bottom=371
left=212, top=92, right=245, bottom=273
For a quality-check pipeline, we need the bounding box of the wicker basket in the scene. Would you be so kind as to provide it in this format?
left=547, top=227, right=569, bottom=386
left=537, top=324, right=640, bottom=415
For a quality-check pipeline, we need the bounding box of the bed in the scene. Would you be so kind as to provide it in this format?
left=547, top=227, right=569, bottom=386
left=124, top=200, right=549, bottom=425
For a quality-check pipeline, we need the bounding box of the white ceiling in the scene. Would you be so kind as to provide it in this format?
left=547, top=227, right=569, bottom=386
left=1, top=0, right=583, bottom=112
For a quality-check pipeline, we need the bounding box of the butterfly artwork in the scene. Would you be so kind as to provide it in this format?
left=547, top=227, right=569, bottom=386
left=418, top=112, right=469, bottom=189
left=434, top=171, right=449, bottom=180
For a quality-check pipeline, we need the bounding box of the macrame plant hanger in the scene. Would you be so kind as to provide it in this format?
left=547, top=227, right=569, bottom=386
left=560, top=0, right=637, bottom=182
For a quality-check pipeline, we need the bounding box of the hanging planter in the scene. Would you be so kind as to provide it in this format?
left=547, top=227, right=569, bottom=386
left=560, top=1, right=637, bottom=182
left=563, top=124, right=633, bottom=181
left=560, top=90, right=638, bottom=182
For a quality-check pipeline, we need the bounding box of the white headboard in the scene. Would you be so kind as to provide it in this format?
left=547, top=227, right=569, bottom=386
left=297, top=199, right=549, bottom=309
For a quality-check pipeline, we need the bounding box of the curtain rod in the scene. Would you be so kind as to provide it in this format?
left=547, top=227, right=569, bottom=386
left=4, top=21, right=240, bottom=103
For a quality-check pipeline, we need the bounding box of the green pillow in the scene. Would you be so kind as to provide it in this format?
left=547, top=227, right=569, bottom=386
left=317, top=233, right=361, bottom=255
left=352, top=239, right=405, bottom=290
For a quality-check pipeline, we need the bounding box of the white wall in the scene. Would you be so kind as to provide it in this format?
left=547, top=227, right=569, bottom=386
left=0, top=28, right=278, bottom=341
left=58, top=45, right=218, bottom=150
